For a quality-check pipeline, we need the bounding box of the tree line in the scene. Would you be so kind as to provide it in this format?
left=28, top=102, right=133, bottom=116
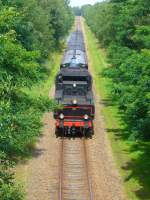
left=82, top=0, right=150, bottom=141
left=72, top=6, right=82, bottom=16
left=0, top=0, right=73, bottom=199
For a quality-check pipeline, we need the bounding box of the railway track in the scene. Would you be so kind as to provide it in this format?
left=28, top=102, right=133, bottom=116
left=59, top=138, right=93, bottom=200
left=58, top=17, right=93, bottom=200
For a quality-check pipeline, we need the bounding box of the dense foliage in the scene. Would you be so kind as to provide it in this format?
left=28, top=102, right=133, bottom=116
left=83, top=0, right=150, bottom=141
left=0, top=0, right=73, bottom=199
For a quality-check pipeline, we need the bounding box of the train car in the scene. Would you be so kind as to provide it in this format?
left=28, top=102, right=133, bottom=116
left=60, top=30, right=88, bottom=69
left=66, top=31, right=85, bottom=52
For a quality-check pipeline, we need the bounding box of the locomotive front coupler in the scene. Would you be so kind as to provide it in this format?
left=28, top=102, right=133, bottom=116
left=59, top=120, right=64, bottom=128
left=68, top=126, right=76, bottom=135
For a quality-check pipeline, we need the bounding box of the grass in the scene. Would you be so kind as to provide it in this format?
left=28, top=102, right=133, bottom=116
left=84, top=21, right=150, bottom=200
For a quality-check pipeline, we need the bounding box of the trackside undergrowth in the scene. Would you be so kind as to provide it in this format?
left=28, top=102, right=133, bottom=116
left=84, top=21, right=150, bottom=200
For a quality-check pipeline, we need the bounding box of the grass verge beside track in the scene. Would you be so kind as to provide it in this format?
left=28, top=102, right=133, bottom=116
left=84, top=21, right=150, bottom=200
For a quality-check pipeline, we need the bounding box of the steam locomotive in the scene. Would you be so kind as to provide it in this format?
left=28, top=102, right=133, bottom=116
left=54, top=19, right=95, bottom=137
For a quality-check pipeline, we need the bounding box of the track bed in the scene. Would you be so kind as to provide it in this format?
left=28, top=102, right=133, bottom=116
left=59, top=138, right=93, bottom=200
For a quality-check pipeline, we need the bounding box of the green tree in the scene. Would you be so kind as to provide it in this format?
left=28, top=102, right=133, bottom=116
left=83, top=0, right=150, bottom=140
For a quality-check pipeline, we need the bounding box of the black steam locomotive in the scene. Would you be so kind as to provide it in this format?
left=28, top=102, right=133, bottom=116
left=54, top=20, right=95, bottom=137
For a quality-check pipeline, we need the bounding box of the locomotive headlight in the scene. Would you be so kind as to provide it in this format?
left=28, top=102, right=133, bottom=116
left=84, top=114, right=89, bottom=120
left=59, top=113, right=64, bottom=120
left=73, top=83, right=77, bottom=87
left=72, top=99, right=77, bottom=105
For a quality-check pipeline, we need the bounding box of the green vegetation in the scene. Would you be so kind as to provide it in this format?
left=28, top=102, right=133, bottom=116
left=83, top=0, right=150, bottom=199
left=0, top=0, right=73, bottom=199
left=82, top=0, right=150, bottom=140
left=72, top=7, right=82, bottom=16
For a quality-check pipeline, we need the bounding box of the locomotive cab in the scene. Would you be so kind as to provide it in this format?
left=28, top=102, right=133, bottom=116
left=55, top=69, right=92, bottom=90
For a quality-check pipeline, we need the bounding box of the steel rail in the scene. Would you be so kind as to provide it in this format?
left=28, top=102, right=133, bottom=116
left=59, top=138, right=64, bottom=200
left=83, top=138, right=94, bottom=200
